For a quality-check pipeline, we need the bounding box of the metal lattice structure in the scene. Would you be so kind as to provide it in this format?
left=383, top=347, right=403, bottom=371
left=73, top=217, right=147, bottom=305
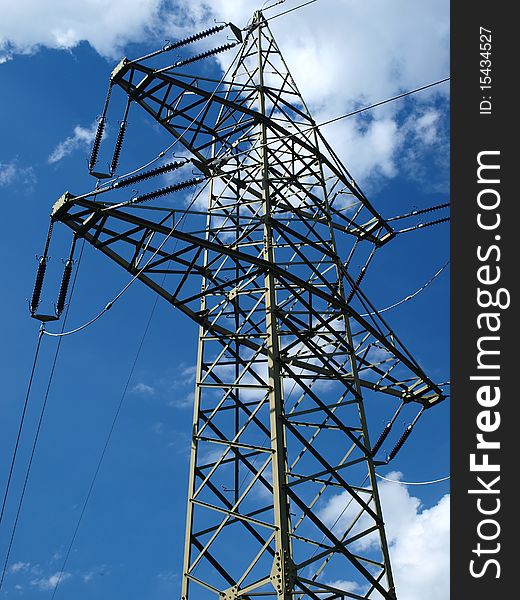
left=47, top=11, right=445, bottom=600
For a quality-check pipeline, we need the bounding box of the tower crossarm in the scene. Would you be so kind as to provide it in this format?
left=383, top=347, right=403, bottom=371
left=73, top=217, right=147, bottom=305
left=52, top=193, right=444, bottom=408
left=108, top=47, right=394, bottom=247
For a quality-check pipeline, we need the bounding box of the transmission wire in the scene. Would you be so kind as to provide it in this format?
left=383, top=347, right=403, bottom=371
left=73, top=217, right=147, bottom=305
left=49, top=180, right=203, bottom=597
left=375, top=473, right=450, bottom=486
left=208, top=77, right=450, bottom=167
left=266, top=0, right=319, bottom=21
left=0, top=329, right=44, bottom=531
left=49, top=290, right=161, bottom=599
left=0, top=240, right=85, bottom=592
left=359, top=261, right=449, bottom=317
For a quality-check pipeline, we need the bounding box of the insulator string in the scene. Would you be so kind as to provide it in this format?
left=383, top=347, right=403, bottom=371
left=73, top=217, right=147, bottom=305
left=88, top=118, right=105, bottom=171
left=104, top=176, right=205, bottom=212
left=387, top=202, right=450, bottom=222
left=29, top=220, right=54, bottom=315
left=113, top=160, right=188, bottom=189
left=30, top=258, right=47, bottom=315
left=371, top=423, right=392, bottom=456
left=371, top=403, right=404, bottom=456
left=133, top=176, right=204, bottom=203
left=88, top=84, right=112, bottom=172
left=345, top=246, right=377, bottom=304
left=166, top=42, right=239, bottom=71
left=387, top=410, right=423, bottom=462
left=131, top=23, right=229, bottom=63
left=109, top=96, right=131, bottom=175
left=55, top=236, right=77, bottom=317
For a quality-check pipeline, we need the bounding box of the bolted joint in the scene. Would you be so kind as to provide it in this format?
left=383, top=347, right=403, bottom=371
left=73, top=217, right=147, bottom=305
left=270, top=551, right=296, bottom=596
left=220, top=585, right=240, bottom=600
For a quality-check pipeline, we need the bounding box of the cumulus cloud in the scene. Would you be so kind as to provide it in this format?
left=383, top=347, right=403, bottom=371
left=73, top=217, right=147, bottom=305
left=2, top=0, right=449, bottom=184
left=132, top=381, right=156, bottom=395
left=173, top=0, right=449, bottom=185
left=30, top=571, right=71, bottom=591
left=0, top=159, right=36, bottom=188
left=323, top=579, right=362, bottom=596
left=48, top=121, right=101, bottom=164
left=0, top=0, right=164, bottom=61
left=169, top=390, right=194, bottom=409
left=9, top=562, right=31, bottom=574
left=319, top=472, right=449, bottom=600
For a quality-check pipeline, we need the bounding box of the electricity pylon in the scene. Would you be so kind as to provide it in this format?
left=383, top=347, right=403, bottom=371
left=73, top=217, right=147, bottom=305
left=49, top=11, right=445, bottom=600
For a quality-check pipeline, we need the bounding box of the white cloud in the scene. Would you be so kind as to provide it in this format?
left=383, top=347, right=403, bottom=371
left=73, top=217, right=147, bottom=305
left=0, top=160, right=36, bottom=188
left=9, top=562, right=31, bottom=574
left=132, top=381, right=156, bottom=395
left=48, top=121, right=101, bottom=164
left=323, top=579, right=362, bottom=595
left=30, top=571, right=71, bottom=591
left=413, top=110, right=442, bottom=145
left=178, top=364, right=197, bottom=385
left=318, top=472, right=449, bottom=600
left=169, top=390, right=194, bottom=409
left=0, top=0, right=164, bottom=61
left=2, top=1, right=448, bottom=185
left=82, top=566, right=109, bottom=582
left=174, top=0, right=449, bottom=185
left=156, top=569, right=179, bottom=584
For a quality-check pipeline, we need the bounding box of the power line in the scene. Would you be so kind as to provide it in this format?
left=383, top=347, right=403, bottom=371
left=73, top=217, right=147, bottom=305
left=0, top=240, right=85, bottom=592
left=319, top=77, right=450, bottom=126
left=71, top=74, right=450, bottom=207
left=375, top=473, right=450, bottom=486
left=360, top=261, right=449, bottom=317
left=49, top=186, right=203, bottom=597
left=267, top=0, right=319, bottom=21
left=0, top=329, right=44, bottom=531
left=49, top=290, right=160, bottom=599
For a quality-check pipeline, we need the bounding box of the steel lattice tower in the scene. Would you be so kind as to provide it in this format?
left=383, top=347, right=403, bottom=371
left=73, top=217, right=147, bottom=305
left=48, top=11, right=445, bottom=600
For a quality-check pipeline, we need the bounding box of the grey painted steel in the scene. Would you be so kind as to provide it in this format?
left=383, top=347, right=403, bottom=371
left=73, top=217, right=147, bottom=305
left=49, top=11, right=445, bottom=599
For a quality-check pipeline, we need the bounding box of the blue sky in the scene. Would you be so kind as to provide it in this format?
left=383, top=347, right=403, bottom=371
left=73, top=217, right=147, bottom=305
left=0, top=1, right=449, bottom=599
